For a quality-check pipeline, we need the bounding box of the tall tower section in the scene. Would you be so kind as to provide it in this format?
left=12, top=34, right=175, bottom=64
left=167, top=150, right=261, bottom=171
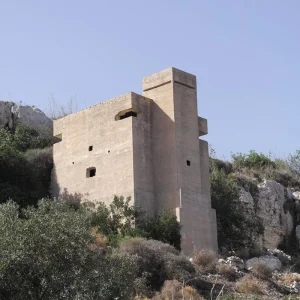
left=143, top=68, right=218, bottom=254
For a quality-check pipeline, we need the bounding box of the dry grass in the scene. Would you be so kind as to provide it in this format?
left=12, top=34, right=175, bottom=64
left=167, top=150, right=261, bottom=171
left=280, top=272, right=300, bottom=285
left=234, top=163, right=300, bottom=189
left=152, top=280, right=204, bottom=300
left=90, top=227, right=108, bottom=251
left=47, top=95, right=78, bottom=120
left=218, top=264, right=239, bottom=281
left=236, top=275, right=267, bottom=295
left=252, top=262, right=272, bottom=280
left=192, top=250, right=217, bottom=274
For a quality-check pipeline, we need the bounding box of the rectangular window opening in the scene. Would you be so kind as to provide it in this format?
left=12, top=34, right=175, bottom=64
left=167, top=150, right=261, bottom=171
left=186, top=160, right=191, bottom=166
left=87, top=167, right=96, bottom=178
left=89, top=145, right=93, bottom=151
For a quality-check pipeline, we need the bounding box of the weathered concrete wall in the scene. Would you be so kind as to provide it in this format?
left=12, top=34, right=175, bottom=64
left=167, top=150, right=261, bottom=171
left=52, top=93, right=135, bottom=205
left=131, top=93, right=155, bottom=215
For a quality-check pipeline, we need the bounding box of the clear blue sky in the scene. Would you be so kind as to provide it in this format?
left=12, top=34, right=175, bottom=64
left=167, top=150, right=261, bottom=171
left=1, top=0, right=299, bottom=159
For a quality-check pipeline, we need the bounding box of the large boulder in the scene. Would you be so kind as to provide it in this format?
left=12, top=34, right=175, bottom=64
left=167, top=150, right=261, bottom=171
left=256, top=181, right=294, bottom=249
left=239, top=180, right=294, bottom=250
left=246, top=255, right=282, bottom=271
left=0, top=101, right=52, bottom=131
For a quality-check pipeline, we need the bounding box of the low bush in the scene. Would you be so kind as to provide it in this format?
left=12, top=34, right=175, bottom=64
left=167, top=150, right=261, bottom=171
left=118, top=238, right=195, bottom=292
left=210, top=160, right=264, bottom=250
left=139, top=209, right=181, bottom=250
left=236, top=275, right=267, bottom=295
left=252, top=262, right=272, bottom=280
left=91, top=196, right=181, bottom=249
left=152, top=280, right=204, bottom=300
left=218, top=264, right=239, bottom=281
left=232, top=150, right=275, bottom=170
left=192, top=250, right=217, bottom=274
left=0, top=199, right=139, bottom=300
left=280, top=272, right=300, bottom=285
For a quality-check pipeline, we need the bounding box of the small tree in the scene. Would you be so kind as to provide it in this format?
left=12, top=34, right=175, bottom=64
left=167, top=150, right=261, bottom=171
left=210, top=160, right=263, bottom=250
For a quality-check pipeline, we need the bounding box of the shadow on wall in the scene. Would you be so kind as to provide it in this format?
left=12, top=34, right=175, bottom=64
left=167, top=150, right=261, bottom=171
left=58, top=188, right=90, bottom=207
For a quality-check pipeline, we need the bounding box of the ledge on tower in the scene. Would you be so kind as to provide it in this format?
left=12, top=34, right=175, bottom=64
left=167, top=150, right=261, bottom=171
left=198, top=116, right=208, bottom=136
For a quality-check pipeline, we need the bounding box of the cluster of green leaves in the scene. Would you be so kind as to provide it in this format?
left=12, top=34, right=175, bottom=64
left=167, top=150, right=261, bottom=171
left=210, top=160, right=264, bottom=250
left=0, top=125, right=53, bottom=206
left=90, top=196, right=181, bottom=250
left=0, top=199, right=138, bottom=300
left=0, top=197, right=185, bottom=299
left=231, top=150, right=275, bottom=169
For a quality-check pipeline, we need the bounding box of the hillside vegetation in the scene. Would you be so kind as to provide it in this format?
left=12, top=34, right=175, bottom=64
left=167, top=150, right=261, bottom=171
left=1, top=125, right=300, bottom=299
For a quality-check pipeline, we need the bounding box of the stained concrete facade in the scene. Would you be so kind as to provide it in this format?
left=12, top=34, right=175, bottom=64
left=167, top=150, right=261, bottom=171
left=51, top=67, right=218, bottom=254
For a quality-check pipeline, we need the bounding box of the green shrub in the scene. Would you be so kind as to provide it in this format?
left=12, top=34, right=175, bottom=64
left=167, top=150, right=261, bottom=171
left=139, top=209, right=181, bottom=250
left=210, top=160, right=264, bottom=250
left=91, top=196, right=181, bottom=249
left=0, top=199, right=139, bottom=300
left=232, top=150, right=275, bottom=169
left=192, top=250, right=217, bottom=274
left=118, top=238, right=195, bottom=293
left=252, top=262, right=272, bottom=280
left=0, top=126, right=53, bottom=207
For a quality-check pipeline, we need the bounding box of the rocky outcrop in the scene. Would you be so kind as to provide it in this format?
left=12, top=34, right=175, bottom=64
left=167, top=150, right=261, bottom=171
left=239, top=180, right=297, bottom=250
left=0, top=101, right=52, bottom=131
left=0, top=101, right=15, bottom=129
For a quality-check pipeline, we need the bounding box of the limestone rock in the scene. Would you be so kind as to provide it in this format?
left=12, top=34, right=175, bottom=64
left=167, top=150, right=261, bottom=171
left=217, top=256, right=244, bottom=270
left=239, top=188, right=254, bottom=209
left=226, top=256, right=245, bottom=270
left=293, top=191, right=300, bottom=201
left=0, top=101, right=14, bottom=129
left=246, top=255, right=282, bottom=271
left=0, top=101, right=52, bottom=131
left=11, top=104, right=52, bottom=129
left=255, top=180, right=293, bottom=249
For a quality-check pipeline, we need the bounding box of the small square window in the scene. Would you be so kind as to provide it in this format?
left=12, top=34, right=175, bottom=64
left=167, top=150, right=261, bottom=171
left=86, top=167, right=96, bottom=178
left=89, top=146, right=93, bottom=151
left=186, top=160, right=191, bottom=166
